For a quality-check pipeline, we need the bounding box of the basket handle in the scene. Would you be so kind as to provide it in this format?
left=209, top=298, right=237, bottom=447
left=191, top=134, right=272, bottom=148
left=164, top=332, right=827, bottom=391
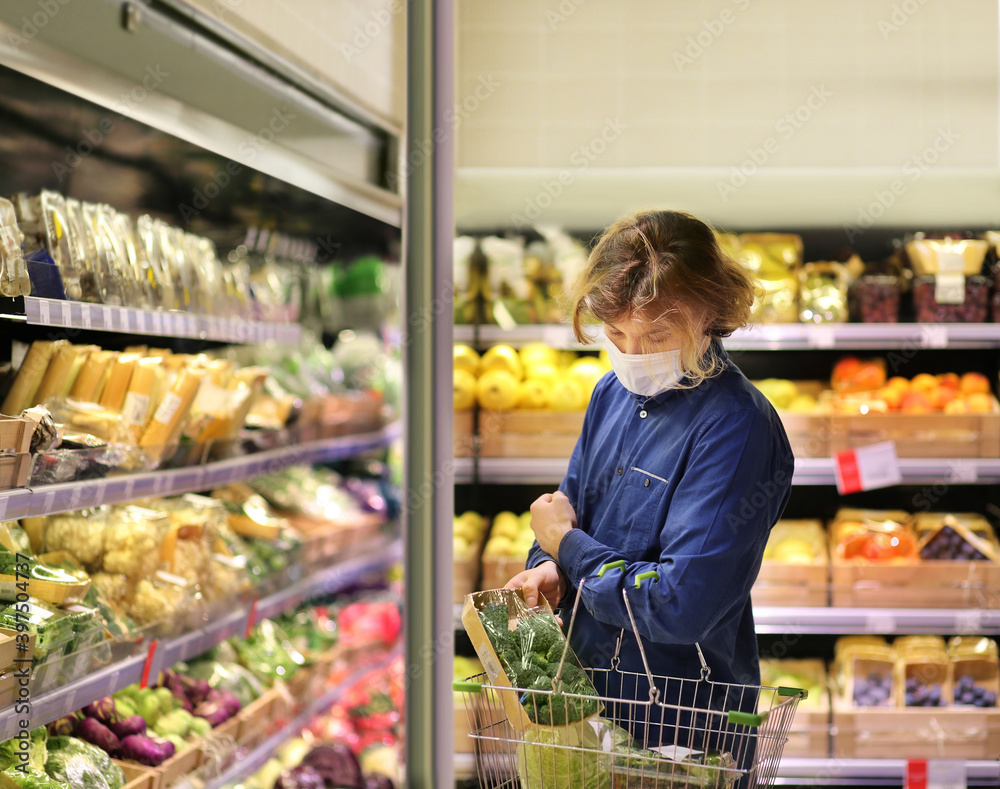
left=597, top=560, right=626, bottom=577
left=452, top=681, right=482, bottom=694
left=633, top=570, right=659, bottom=589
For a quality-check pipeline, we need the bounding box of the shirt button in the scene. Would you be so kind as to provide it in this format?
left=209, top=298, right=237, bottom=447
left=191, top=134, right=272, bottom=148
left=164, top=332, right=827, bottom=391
left=639, top=410, right=648, bottom=419
left=644, top=478, right=650, bottom=487
left=617, top=467, right=623, bottom=476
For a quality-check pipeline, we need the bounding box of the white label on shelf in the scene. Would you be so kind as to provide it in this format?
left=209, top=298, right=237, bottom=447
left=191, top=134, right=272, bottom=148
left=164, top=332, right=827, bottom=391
left=834, top=441, right=902, bottom=495
left=92, top=481, right=107, bottom=506
left=947, top=460, right=978, bottom=484
left=80, top=306, right=92, bottom=329
left=38, top=300, right=49, bottom=324
left=809, top=325, right=836, bottom=349
left=52, top=301, right=66, bottom=326
left=920, top=324, right=949, bottom=348
left=541, top=326, right=568, bottom=348
left=134, top=310, right=148, bottom=334
left=936, top=250, right=966, bottom=274
left=955, top=610, right=983, bottom=633
left=101, top=306, right=113, bottom=329
left=0, top=496, right=6, bottom=522
left=866, top=614, right=896, bottom=633
left=123, top=478, right=135, bottom=500
left=928, top=759, right=966, bottom=789
left=935, top=273, right=966, bottom=305
left=150, top=311, right=164, bottom=334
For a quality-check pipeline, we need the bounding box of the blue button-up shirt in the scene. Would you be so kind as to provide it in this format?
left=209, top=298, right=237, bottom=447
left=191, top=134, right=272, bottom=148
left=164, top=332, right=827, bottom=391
left=527, top=343, right=793, bottom=741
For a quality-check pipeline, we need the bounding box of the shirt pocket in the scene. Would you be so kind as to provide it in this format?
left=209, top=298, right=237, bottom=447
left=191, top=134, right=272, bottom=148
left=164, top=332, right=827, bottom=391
left=615, top=466, right=668, bottom=555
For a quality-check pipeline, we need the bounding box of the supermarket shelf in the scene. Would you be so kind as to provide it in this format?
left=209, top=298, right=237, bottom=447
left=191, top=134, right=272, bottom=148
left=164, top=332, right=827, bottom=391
left=455, top=322, right=1000, bottom=351
left=755, top=606, right=1000, bottom=635
left=0, top=537, right=401, bottom=740
left=0, top=297, right=302, bottom=345
left=454, top=753, right=1000, bottom=786
left=203, top=641, right=403, bottom=789
left=457, top=456, right=1000, bottom=486
left=454, top=603, right=1000, bottom=635
left=0, top=421, right=401, bottom=522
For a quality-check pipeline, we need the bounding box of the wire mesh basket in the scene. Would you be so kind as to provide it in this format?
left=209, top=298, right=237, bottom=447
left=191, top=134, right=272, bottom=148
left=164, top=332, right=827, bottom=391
left=455, top=563, right=806, bottom=789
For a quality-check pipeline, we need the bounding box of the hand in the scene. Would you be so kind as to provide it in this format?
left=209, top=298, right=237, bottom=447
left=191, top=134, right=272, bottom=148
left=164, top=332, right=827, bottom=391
left=505, top=561, right=568, bottom=611
left=529, top=490, right=577, bottom=560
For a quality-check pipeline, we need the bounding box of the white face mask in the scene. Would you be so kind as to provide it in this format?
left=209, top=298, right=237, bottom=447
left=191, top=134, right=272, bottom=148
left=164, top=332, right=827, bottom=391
left=604, top=340, right=684, bottom=396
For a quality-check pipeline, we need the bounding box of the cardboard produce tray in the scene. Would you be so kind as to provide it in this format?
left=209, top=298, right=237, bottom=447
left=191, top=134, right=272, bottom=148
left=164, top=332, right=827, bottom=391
left=832, top=706, right=1000, bottom=759
left=770, top=382, right=831, bottom=459
left=753, top=561, right=829, bottom=607
left=830, top=560, right=1000, bottom=609
left=114, top=761, right=160, bottom=789
left=479, top=553, right=529, bottom=594
left=829, top=398, right=1000, bottom=458
left=454, top=410, right=474, bottom=458
left=478, top=409, right=583, bottom=458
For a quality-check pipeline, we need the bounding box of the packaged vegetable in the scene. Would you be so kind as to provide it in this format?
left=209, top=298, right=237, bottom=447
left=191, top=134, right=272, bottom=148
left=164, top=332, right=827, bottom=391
left=234, top=618, right=306, bottom=685
left=0, top=197, right=29, bottom=298
left=0, top=546, right=90, bottom=606
left=0, top=727, right=47, bottom=772
left=2, top=341, right=63, bottom=416
left=45, top=736, right=125, bottom=789
left=798, top=262, right=848, bottom=324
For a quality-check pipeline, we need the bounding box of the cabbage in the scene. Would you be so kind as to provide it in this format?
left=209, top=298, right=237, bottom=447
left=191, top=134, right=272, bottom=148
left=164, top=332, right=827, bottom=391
left=516, top=723, right=611, bottom=789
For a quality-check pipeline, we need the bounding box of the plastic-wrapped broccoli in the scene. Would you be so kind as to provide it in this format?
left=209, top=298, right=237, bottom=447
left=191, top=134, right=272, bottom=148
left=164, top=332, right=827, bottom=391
left=44, top=736, right=125, bottom=789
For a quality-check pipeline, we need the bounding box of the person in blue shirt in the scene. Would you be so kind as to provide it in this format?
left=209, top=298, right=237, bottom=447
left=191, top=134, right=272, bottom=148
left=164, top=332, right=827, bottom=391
left=505, top=209, right=795, bottom=761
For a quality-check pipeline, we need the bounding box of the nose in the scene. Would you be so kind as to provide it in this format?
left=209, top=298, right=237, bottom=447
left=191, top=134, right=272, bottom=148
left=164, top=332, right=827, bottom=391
left=624, top=337, right=643, bottom=355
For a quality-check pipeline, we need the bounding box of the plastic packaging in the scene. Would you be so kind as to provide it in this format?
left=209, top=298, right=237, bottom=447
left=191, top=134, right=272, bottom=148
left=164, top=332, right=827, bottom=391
left=853, top=274, right=901, bottom=323
left=913, top=274, right=989, bottom=323
left=798, top=262, right=848, bottom=324
left=738, top=233, right=803, bottom=324
left=0, top=197, right=30, bottom=297
left=831, top=509, right=918, bottom=564
left=905, top=236, right=988, bottom=277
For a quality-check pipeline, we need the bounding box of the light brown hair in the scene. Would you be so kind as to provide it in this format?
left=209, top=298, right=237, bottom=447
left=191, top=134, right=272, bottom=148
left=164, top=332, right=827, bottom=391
left=570, top=209, right=756, bottom=388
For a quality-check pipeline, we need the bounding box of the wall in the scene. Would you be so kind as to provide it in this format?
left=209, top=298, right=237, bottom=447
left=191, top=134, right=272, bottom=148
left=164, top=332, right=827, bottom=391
left=455, top=0, right=1000, bottom=230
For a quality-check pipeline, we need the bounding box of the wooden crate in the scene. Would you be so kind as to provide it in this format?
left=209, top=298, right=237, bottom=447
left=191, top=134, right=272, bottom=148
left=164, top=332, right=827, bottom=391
left=114, top=761, right=160, bottom=789
left=830, top=399, right=1000, bottom=458
left=0, top=416, right=34, bottom=454
left=478, top=410, right=583, bottom=458
left=831, top=707, right=1000, bottom=759
left=830, top=560, right=1000, bottom=609
left=0, top=627, right=35, bottom=674
left=0, top=453, right=31, bottom=491
left=236, top=688, right=279, bottom=748
left=479, top=553, right=529, bottom=593
left=151, top=743, right=202, bottom=789
left=454, top=410, right=474, bottom=458
left=770, top=382, right=831, bottom=459
left=753, top=561, right=829, bottom=607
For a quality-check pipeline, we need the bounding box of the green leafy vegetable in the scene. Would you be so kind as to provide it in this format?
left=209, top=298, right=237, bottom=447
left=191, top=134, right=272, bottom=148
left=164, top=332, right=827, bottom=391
left=1, top=767, right=69, bottom=789
left=517, top=724, right=611, bottom=789
left=44, top=736, right=125, bottom=789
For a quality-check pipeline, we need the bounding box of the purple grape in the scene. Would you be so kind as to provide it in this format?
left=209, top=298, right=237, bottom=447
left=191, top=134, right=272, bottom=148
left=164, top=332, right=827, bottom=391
left=984, top=691, right=997, bottom=707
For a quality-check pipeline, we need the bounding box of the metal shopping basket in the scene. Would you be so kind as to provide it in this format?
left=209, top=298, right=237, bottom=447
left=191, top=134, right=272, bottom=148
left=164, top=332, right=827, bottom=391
left=454, top=562, right=807, bottom=789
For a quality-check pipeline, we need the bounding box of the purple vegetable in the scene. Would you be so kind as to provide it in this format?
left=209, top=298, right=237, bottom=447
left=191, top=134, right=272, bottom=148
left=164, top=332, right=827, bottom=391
left=119, top=734, right=175, bottom=767
left=365, top=777, right=395, bottom=789
left=82, top=697, right=117, bottom=725
left=192, top=701, right=231, bottom=727
left=109, top=715, right=147, bottom=739
left=47, top=715, right=78, bottom=736
left=76, top=716, right=121, bottom=755
left=206, top=687, right=242, bottom=716
left=274, top=766, right=325, bottom=789
left=301, top=743, right=363, bottom=788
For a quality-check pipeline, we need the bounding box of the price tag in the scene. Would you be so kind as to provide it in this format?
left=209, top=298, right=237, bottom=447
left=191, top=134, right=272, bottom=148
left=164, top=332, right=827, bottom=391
left=955, top=610, right=983, bottom=633
left=809, top=325, right=836, bottom=349
left=92, top=481, right=107, bottom=506
left=123, top=478, right=135, bottom=501
left=866, top=613, right=896, bottom=633
left=53, top=301, right=67, bottom=326
left=101, top=306, right=113, bottom=330
left=921, top=325, right=949, bottom=348
left=68, top=486, right=82, bottom=510
left=937, top=250, right=966, bottom=274
left=135, top=310, right=149, bottom=334
left=139, top=639, right=159, bottom=689
left=38, top=299, right=50, bottom=324
left=927, top=760, right=966, bottom=789
left=834, top=441, right=902, bottom=495
left=151, top=311, right=164, bottom=334
left=935, top=273, right=966, bottom=305
left=80, top=305, right=92, bottom=329
left=0, top=495, right=7, bottom=523
left=542, top=326, right=568, bottom=348
left=947, top=460, right=978, bottom=484
left=245, top=598, right=259, bottom=638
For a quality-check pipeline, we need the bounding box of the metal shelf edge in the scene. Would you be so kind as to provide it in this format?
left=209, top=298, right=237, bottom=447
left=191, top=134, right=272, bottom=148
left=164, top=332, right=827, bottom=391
left=0, top=421, right=400, bottom=522
left=0, top=538, right=401, bottom=740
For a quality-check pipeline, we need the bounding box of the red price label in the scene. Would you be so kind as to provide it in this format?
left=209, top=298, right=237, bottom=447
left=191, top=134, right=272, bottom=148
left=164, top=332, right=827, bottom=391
left=834, top=441, right=902, bottom=495
left=907, top=760, right=928, bottom=789
left=245, top=599, right=259, bottom=639
left=140, top=640, right=159, bottom=689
